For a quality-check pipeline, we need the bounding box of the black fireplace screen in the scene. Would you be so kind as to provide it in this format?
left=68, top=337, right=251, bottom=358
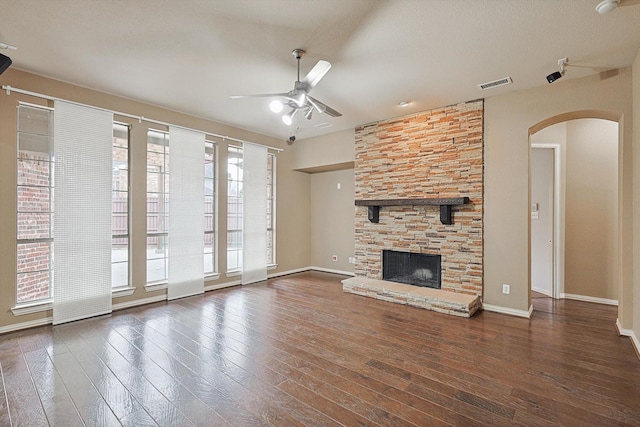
left=382, top=250, right=441, bottom=289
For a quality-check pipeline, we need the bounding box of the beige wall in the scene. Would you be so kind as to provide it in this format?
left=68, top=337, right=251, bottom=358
left=310, top=169, right=355, bottom=273
left=485, top=67, right=633, bottom=319
left=292, top=128, right=355, bottom=172
left=0, top=68, right=311, bottom=331
left=565, top=119, right=618, bottom=300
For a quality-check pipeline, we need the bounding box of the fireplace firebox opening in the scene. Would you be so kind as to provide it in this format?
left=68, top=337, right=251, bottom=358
left=382, top=250, right=441, bottom=289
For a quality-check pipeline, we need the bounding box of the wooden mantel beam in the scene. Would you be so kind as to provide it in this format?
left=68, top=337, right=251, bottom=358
left=355, top=197, right=470, bottom=225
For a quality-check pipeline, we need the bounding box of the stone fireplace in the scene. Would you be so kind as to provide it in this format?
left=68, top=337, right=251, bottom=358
left=343, top=100, right=484, bottom=317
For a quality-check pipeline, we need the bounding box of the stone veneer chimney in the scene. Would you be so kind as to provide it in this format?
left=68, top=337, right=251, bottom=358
left=354, top=100, right=483, bottom=296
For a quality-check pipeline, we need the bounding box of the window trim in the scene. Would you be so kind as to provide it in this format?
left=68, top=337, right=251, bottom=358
left=16, top=104, right=54, bottom=306
left=112, top=122, right=131, bottom=289
left=267, top=152, right=276, bottom=266
left=146, top=129, right=170, bottom=285
left=204, top=140, right=218, bottom=276
left=226, top=145, right=244, bottom=273
left=11, top=299, right=53, bottom=316
left=225, top=146, right=276, bottom=273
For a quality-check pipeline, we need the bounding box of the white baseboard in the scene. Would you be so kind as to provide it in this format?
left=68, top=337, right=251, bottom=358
left=0, top=316, right=53, bottom=335
left=309, top=266, right=356, bottom=276
left=483, top=303, right=533, bottom=319
left=112, top=295, right=167, bottom=311
left=531, top=286, right=552, bottom=297
left=2, top=295, right=169, bottom=334
left=562, top=293, right=618, bottom=306
left=268, top=267, right=313, bottom=278
left=616, top=319, right=640, bottom=360
left=205, top=280, right=241, bottom=292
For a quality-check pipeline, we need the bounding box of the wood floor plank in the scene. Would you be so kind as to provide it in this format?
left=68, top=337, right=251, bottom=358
left=19, top=345, right=84, bottom=427
left=0, top=360, right=12, bottom=427
left=0, top=335, right=50, bottom=426
left=52, top=325, right=158, bottom=426
left=200, top=292, right=513, bottom=425
left=1, top=271, right=639, bottom=426
left=126, top=310, right=335, bottom=427
left=43, top=340, right=122, bottom=427
left=108, top=325, right=234, bottom=426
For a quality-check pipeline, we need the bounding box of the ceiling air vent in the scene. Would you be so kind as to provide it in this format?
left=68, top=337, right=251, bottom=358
left=477, top=76, right=512, bottom=90
left=314, top=122, right=333, bottom=129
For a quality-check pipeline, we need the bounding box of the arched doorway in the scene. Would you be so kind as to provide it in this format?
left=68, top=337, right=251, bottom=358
left=529, top=111, right=620, bottom=309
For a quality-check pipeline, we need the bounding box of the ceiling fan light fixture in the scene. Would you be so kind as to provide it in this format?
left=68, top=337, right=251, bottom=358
left=282, top=109, right=297, bottom=126
left=269, top=100, right=283, bottom=113
left=304, top=108, right=313, bottom=120
left=595, top=0, right=619, bottom=14
left=295, top=93, right=306, bottom=107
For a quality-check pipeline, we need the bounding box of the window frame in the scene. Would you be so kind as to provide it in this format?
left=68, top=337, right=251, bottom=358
left=226, top=145, right=243, bottom=273
left=204, top=140, right=218, bottom=277
left=225, top=145, right=276, bottom=275
left=15, top=104, right=54, bottom=307
left=111, top=122, right=131, bottom=291
left=267, top=152, right=276, bottom=267
left=146, top=129, right=170, bottom=287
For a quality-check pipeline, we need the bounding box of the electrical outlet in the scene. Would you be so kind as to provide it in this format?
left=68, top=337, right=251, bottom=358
left=348, top=257, right=355, bottom=264
left=502, top=284, right=510, bottom=294
left=332, top=255, right=338, bottom=262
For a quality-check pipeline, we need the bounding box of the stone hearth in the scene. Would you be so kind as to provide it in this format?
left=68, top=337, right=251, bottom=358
left=342, top=276, right=482, bottom=317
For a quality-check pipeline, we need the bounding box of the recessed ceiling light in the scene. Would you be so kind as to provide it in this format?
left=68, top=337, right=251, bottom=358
left=398, top=101, right=410, bottom=107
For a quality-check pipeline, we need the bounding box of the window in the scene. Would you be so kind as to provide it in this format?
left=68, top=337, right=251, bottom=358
left=16, top=105, right=53, bottom=304
left=267, top=153, right=276, bottom=265
left=204, top=141, right=216, bottom=275
left=227, top=146, right=243, bottom=271
left=112, top=123, right=129, bottom=288
left=226, top=146, right=276, bottom=272
left=147, top=130, right=169, bottom=284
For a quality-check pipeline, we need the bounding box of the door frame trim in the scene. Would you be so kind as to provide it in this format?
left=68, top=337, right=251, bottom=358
left=531, top=143, right=563, bottom=299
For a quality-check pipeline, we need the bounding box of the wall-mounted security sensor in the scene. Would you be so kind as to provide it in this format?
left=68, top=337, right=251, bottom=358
left=546, top=71, right=563, bottom=83
left=0, top=53, right=12, bottom=76
left=287, top=135, right=296, bottom=145
left=547, top=58, right=568, bottom=84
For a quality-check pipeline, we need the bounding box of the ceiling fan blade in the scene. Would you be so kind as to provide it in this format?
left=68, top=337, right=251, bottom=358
left=308, top=96, right=342, bottom=118
left=229, top=92, right=289, bottom=99
left=300, top=60, right=331, bottom=92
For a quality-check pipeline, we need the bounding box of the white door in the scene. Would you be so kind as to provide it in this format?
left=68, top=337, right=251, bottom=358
left=531, top=148, right=554, bottom=296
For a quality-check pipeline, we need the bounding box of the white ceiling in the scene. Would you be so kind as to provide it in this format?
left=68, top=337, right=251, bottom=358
left=1, top=0, right=639, bottom=141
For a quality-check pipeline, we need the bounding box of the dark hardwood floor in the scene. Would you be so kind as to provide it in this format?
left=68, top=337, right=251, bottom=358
left=1, top=271, right=639, bottom=426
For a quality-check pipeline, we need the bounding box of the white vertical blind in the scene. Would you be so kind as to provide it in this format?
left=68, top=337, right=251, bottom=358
left=168, top=126, right=205, bottom=300
left=242, top=143, right=268, bottom=284
left=53, top=101, right=113, bottom=324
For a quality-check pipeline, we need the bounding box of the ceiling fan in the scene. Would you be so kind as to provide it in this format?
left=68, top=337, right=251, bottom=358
left=595, top=0, right=640, bottom=13
left=230, top=49, right=342, bottom=126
